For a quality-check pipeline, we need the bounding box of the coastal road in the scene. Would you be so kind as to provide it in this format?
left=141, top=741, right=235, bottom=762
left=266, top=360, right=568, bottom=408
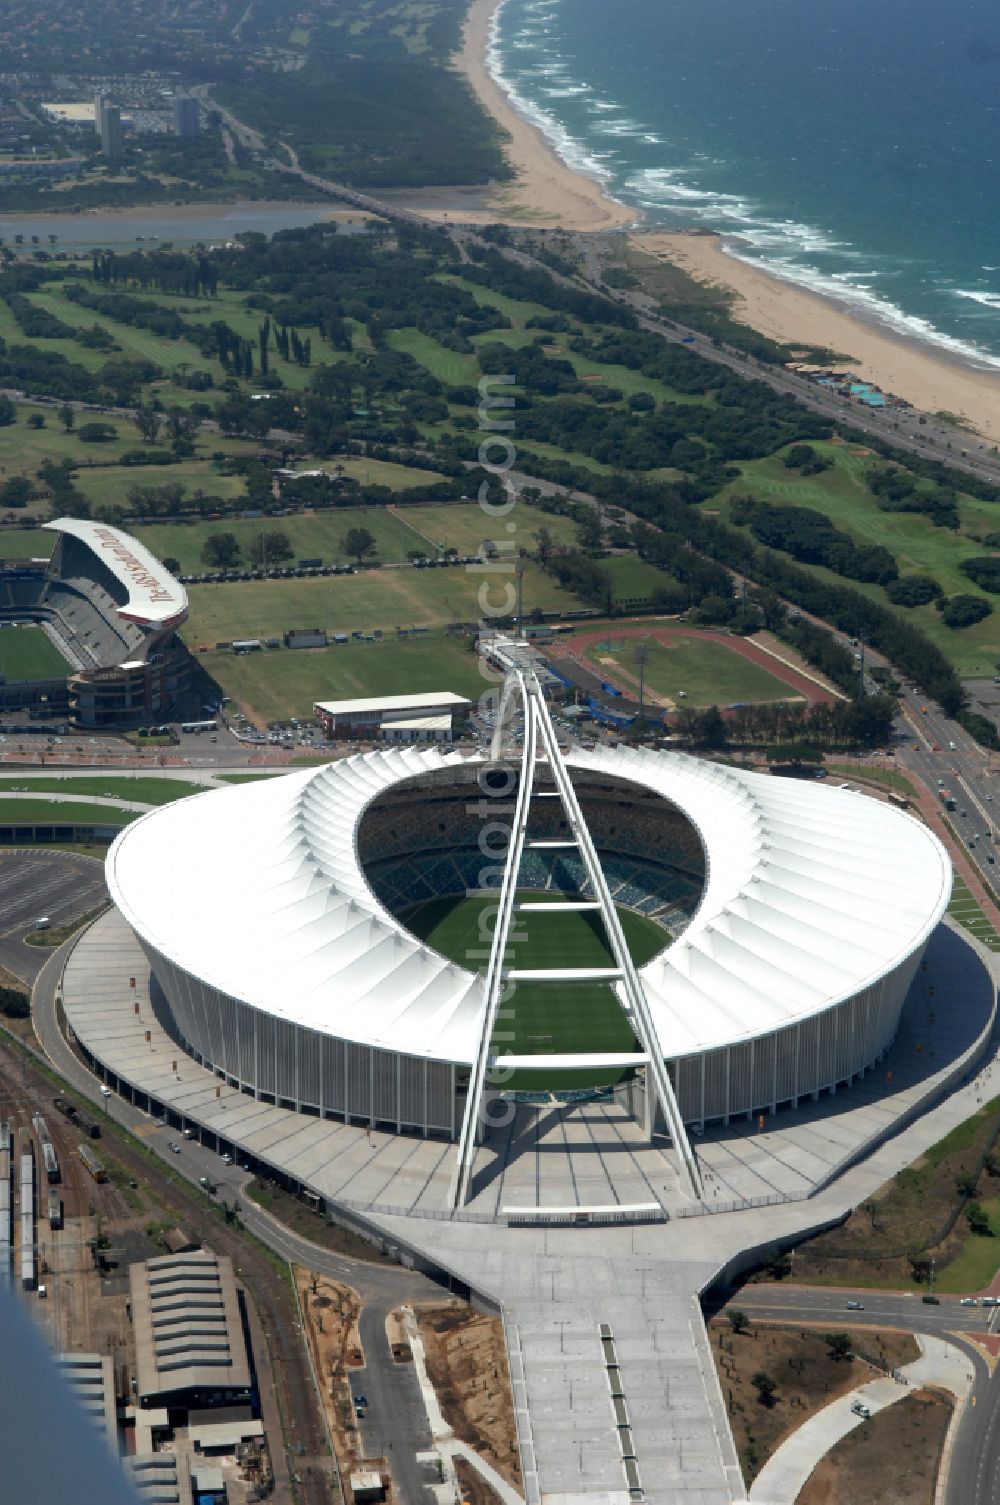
left=729, top=1282, right=998, bottom=1505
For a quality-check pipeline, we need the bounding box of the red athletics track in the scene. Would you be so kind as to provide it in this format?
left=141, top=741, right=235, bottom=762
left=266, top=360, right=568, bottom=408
left=548, top=624, right=837, bottom=708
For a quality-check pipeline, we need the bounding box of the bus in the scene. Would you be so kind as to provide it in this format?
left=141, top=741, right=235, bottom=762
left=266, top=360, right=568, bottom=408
left=887, top=791, right=910, bottom=810
left=180, top=720, right=217, bottom=734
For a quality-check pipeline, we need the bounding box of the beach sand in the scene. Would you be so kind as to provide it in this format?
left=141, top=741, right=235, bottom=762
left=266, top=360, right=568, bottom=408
left=431, top=0, right=1000, bottom=442
left=635, top=231, right=1000, bottom=444
left=434, top=0, right=634, bottom=232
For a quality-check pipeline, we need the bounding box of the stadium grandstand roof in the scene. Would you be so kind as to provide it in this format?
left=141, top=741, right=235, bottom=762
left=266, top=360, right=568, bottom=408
left=106, top=747, right=951, bottom=1066
left=44, top=518, right=188, bottom=629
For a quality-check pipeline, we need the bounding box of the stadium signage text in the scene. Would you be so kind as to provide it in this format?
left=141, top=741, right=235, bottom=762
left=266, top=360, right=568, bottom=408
left=91, top=527, right=178, bottom=604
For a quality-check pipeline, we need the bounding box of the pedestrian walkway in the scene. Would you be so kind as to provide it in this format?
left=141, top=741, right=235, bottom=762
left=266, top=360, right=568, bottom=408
left=748, top=1334, right=972, bottom=1505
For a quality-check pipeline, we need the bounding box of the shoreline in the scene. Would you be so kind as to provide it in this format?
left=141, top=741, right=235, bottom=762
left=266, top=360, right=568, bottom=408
left=635, top=230, right=1000, bottom=445
left=439, top=0, right=634, bottom=232
left=442, top=0, right=1000, bottom=442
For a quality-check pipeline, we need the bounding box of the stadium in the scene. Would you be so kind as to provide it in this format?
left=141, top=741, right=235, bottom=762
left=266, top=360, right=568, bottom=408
left=105, top=662, right=952, bottom=1198
left=0, top=517, right=190, bottom=729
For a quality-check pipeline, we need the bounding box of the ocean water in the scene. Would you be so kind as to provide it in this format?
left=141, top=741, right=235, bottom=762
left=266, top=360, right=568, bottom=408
left=491, top=0, right=1000, bottom=367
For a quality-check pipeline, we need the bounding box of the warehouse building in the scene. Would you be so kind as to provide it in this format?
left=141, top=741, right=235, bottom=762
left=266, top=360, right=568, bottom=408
left=129, top=1250, right=252, bottom=1412
left=314, top=690, right=470, bottom=741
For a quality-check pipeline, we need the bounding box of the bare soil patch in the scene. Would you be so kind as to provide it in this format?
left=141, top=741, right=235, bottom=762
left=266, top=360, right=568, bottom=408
left=416, top=1305, right=521, bottom=1489
left=295, top=1269, right=377, bottom=1484
left=454, top=1455, right=506, bottom=1505
left=796, top=1389, right=951, bottom=1505
left=709, top=1317, right=919, bottom=1486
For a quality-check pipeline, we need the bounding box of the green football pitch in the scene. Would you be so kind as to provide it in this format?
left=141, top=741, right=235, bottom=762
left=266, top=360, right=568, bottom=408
left=0, top=625, right=69, bottom=682
left=402, top=892, right=669, bottom=1089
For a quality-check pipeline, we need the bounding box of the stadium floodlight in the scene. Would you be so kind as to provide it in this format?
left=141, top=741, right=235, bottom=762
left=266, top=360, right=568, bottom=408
left=452, top=648, right=702, bottom=1209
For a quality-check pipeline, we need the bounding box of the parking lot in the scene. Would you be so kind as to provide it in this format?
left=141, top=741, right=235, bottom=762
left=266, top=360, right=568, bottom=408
left=0, top=850, right=107, bottom=980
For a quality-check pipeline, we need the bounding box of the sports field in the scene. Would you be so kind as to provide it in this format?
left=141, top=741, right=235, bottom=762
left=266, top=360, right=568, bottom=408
left=0, top=625, right=70, bottom=682
left=0, top=798, right=135, bottom=827
left=403, top=892, right=669, bottom=1088
left=200, top=632, right=490, bottom=725
left=582, top=634, right=795, bottom=708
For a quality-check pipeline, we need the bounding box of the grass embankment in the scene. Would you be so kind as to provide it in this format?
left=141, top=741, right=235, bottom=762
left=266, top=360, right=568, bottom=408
left=711, top=442, right=1000, bottom=677
left=403, top=893, right=668, bottom=1088
left=948, top=872, right=1000, bottom=951
left=794, top=1094, right=1000, bottom=1292
left=709, top=1317, right=919, bottom=1486
left=0, top=798, right=137, bottom=826
left=0, top=776, right=208, bottom=805
left=244, top=1177, right=391, bottom=1263
left=826, top=764, right=918, bottom=796
left=581, top=632, right=797, bottom=708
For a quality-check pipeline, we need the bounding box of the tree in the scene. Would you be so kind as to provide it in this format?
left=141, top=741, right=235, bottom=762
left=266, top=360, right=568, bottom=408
left=76, top=422, right=118, bottom=443
left=0, top=395, right=14, bottom=427
left=58, top=403, right=74, bottom=432
left=751, top=1371, right=777, bottom=1407
left=26, top=412, right=45, bottom=430
left=0, top=984, right=28, bottom=1019
left=956, top=1171, right=979, bottom=1199
left=0, top=476, right=32, bottom=508
left=134, top=407, right=162, bottom=444
left=249, top=530, right=293, bottom=569
left=824, top=1332, right=853, bottom=1362
left=342, top=526, right=376, bottom=563
left=727, top=1309, right=749, bottom=1335
left=162, top=557, right=181, bottom=576
left=534, top=525, right=555, bottom=564
left=201, top=532, right=242, bottom=570
left=966, top=1202, right=993, bottom=1237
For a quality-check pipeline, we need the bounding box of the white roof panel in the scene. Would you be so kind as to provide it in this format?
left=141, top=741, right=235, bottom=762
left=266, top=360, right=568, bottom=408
left=106, top=748, right=952, bottom=1065
left=45, top=517, right=188, bottom=628
left=315, top=692, right=469, bottom=716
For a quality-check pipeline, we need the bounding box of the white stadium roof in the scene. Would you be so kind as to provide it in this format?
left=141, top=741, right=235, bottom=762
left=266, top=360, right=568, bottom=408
left=315, top=691, right=470, bottom=717
left=45, top=517, right=188, bottom=629
left=106, top=747, right=951, bottom=1065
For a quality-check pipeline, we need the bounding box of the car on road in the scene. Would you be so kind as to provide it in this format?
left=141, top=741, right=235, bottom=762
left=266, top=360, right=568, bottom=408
left=99, top=1085, right=111, bottom=1097
left=982, top=1296, right=999, bottom=1307
left=846, top=1300, right=864, bottom=1310
left=198, top=1177, right=217, bottom=1194
left=851, top=1401, right=871, bottom=1418
left=922, top=1294, right=940, bottom=1304
left=167, top=1142, right=181, bottom=1154
left=960, top=1298, right=978, bottom=1306
left=221, top=1153, right=233, bottom=1165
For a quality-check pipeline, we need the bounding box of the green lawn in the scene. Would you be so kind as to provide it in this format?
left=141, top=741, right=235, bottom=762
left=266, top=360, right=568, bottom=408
left=0, top=775, right=208, bottom=805
left=0, top=798, right=136, bottom=826
left=402, top=891, right=669, bottom=1088
left=397, top=501, right=580, bottom=556
left=711, top=442, right=1000, bottom=676
left=200, top=632, right=488, bottom=725
left=602, top=555, right=685, bottom=606
left=0, top=625, right=69, bottom=681
left=583, top=633, right=796, bottom=708
left=948, top=872, right=1000, bottom=951
left=183, top=561, right=585, bottom=643
left=826, top=765, right=917, bottom=795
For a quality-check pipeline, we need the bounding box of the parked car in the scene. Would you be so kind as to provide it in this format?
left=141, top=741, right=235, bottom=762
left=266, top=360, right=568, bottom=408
left=960, top=1297, right=978, bottom=1307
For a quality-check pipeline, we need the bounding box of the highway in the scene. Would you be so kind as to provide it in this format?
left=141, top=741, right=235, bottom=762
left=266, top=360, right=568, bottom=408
left=731, top=1282, right=999, bottom=1505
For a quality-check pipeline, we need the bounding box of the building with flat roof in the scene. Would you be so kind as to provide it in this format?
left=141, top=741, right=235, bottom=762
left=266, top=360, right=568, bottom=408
left=378, top=713, right=454, bottom=744
left=314, top=690, right=470, bottom=740
left=129, top=1250, right=252, bottom=1411
left=171, top=94, right=199, bottom=137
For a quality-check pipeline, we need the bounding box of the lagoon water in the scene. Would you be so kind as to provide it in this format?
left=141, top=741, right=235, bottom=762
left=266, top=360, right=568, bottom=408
left=0, top=201, right=361, bottom=253
left=493, top=0, right=1000, bottom=367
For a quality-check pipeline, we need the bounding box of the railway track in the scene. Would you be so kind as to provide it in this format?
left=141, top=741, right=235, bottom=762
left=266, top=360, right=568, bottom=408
left=0, top=1033, right=336, bottom=1503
